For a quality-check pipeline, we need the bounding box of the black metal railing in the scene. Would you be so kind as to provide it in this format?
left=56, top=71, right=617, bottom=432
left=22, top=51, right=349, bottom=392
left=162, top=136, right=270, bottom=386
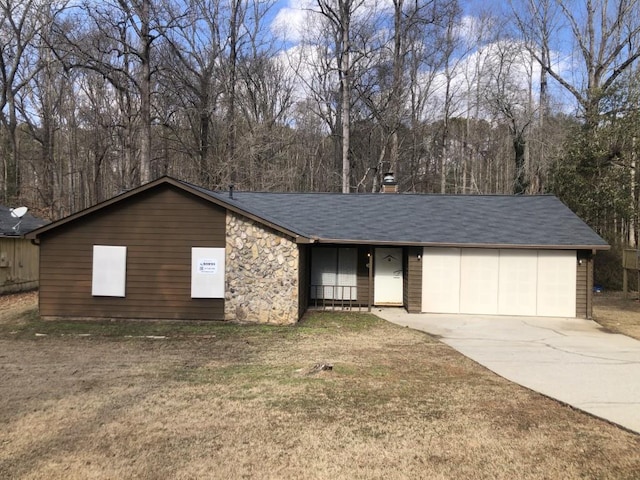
left=310, top=285, right=361, bottom=311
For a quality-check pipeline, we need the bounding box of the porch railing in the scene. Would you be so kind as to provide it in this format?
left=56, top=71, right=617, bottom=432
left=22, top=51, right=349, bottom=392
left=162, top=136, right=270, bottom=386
left=309, top=285, right=361, bottom=311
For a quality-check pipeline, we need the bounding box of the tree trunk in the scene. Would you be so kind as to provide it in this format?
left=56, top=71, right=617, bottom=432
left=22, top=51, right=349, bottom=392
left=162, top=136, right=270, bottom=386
left=226, top=0, right=240, bottom=186
left=341, top=68, right=350, bottom=193
left=340, top=0, right=351, bottom=193
left=389, top=0, right=404, bottom=178
left=513, top=128, right=528, bottom=194
left=139, top=0, right=152, bottom=183
left=6, top=96, right=19, bottom=201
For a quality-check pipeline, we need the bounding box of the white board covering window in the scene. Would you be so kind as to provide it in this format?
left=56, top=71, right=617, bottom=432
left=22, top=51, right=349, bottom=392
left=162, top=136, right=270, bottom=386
left=311, top=247, right=357, bottom=300
left=92, top=245, right=127, bottom=297
left=191, top=247, right=225, bottom=298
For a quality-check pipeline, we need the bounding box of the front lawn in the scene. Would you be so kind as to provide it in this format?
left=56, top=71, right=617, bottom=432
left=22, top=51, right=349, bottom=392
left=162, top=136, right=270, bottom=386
left=593, top=292, right=640, bottom=340
left=0, top=292, right=639, bottom=479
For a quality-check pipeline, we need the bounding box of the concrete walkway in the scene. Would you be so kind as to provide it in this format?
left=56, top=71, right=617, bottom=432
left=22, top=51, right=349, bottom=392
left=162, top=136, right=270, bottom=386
left=374, top=309, right=640, bottom=434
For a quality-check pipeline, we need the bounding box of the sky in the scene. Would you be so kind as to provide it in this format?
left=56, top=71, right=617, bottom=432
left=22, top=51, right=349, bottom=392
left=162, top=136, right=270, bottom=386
left=269, top=0, right=514, bottom=41
left=264, top=0, right=579, bottom=119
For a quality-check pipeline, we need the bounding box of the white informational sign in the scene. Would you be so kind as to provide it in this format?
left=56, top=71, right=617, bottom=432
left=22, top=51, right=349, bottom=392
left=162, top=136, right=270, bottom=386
left=191, top=247, right=225, bottom=298
left=92, top=245, right=127, bottom=297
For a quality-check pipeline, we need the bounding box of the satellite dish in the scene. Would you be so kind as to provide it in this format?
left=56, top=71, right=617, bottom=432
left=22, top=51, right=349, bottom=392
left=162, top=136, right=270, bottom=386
left=10, top=206, right=28, bottom=233
left=10, top=206, right=28, bottom=218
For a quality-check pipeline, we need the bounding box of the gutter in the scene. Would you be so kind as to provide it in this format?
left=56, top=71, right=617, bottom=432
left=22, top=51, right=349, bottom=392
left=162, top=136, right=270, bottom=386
left=310, top=238, right=610, bottom=250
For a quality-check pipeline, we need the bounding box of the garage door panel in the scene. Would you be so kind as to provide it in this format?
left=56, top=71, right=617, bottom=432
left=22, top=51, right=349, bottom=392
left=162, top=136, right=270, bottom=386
left=459, top=249, right=499, bottom=314
left=498, top=250, right=537, bottom=316
left=537, top=251, right=576, bottom=317
left=421, top=247, right=460, bottom=313
left=422, top=248, right=577, bottom=318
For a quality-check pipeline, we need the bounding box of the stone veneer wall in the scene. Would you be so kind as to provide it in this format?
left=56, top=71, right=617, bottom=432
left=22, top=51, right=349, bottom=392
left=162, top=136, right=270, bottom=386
left=225, top=212, right=299, bottom=324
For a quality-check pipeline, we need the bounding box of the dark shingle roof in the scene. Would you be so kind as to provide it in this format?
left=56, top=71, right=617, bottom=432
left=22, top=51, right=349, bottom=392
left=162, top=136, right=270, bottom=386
left=25, top=177, right=607, bottom=249
left=0, top=205, right=48, bottom=236
left=186, top=184, right=608, bottom=248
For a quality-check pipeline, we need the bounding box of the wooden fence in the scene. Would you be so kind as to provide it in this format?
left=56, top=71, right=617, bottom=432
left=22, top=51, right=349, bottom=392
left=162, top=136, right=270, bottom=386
left=0, top=237, right=39, bottom=294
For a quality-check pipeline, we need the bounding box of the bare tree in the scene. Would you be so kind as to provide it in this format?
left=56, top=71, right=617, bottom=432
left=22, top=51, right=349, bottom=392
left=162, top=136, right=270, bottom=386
left=513, top=0, right=640, bottom=129
left=316, top=0, right=369, bottom=193
left=436, top=2, right=468, bottom=193
left=17, top=16, right=67, bottom=212
left=56, top=0, right=181, bottom=187
left=354, top=0, right=442, bottom=191
left=0, top=0, right=67, bottom=201
left=509, top=0, right=562, bottom=192
left=159, top=0, right=224, bottom=186
left=223, top=0, right=244, bottom=185
left=286, top=2, right=366, bottom=192
left=477, top=39, right=537, bottom=194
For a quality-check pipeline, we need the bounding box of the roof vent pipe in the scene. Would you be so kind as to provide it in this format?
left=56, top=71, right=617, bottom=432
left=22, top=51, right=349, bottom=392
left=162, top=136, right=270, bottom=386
left=381, top=172, right=398, bottom=193
left=229, top=184, right=234, bottom=199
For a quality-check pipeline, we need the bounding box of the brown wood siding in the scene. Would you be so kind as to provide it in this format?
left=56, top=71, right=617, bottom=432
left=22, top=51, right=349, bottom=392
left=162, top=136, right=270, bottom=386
left=38, top=185, right=226, bottom=320
left=403, top=247, right=422, bottom=313
left=587, top=253, right=594, bottom=319
left=0, top=237, right=39, bottom=294
left=298, top=244, right=310, bottom=318
left=356, top=247, right=371, bottom=306
left=576, top=250, right=591, bottom=319
left=587, top=255, right=595, bottom=319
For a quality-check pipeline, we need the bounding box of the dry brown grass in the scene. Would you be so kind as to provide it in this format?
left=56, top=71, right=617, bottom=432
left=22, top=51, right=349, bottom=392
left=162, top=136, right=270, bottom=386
left=0, top=290, right=37, bottom=322
left=593, top=292, right=640, bottom=340
left=1, top=292, right=639, bottom=479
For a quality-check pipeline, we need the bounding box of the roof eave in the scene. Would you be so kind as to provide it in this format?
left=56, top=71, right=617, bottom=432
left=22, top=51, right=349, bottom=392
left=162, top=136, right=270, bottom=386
left=312, top=238, right=610, bottom=250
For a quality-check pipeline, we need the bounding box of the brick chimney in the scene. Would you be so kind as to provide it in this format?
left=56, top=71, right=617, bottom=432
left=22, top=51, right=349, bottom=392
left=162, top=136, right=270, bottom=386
left=381, top=172, right=398, bottom=193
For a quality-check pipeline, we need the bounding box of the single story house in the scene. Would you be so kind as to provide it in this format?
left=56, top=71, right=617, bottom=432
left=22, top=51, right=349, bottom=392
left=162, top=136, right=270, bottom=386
left=1, top=205, right=47, bottom=294
left=26, top=176, right=609, bottom=323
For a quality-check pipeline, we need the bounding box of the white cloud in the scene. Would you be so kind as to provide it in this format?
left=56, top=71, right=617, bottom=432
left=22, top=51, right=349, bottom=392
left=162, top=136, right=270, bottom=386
left=271, top=0, right=316, bottom=44
left=420, top=39, right=577, bottom=121
left=271, top=0, right=392, bottom=45
left=455, top=15, right=483, bottom=44
left=271, top=2, right=580, bottom=124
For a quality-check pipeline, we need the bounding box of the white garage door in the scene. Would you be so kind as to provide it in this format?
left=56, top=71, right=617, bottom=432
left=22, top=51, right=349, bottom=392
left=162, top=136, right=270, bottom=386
left=459, top=249, right=500, bottom=314
left=421, top=248, right=461, bottom=313
left=421, top=248, right=576, bottom=317
left=498, top=250, right=538, bottom=316
left=537, top=251, right=576, bottom=317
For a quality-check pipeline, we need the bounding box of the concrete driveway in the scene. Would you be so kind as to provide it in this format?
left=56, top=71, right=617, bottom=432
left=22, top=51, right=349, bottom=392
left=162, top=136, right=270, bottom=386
left=375, top=309, right=640, bottom=434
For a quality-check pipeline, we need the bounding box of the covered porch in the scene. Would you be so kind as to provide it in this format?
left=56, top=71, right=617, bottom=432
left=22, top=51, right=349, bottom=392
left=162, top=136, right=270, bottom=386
left=299, top=244, right=422, bottom=313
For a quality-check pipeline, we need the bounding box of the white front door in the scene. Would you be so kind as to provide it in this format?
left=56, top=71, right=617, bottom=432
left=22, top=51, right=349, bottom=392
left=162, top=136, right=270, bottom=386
left=374, top=248, right=403, bottom=305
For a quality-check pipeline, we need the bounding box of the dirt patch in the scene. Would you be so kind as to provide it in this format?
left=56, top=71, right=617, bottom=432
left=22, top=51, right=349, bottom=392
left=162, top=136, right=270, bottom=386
left=0, top=301, right=639, bottom=479
left=593, top=292, right=640, bottom=340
